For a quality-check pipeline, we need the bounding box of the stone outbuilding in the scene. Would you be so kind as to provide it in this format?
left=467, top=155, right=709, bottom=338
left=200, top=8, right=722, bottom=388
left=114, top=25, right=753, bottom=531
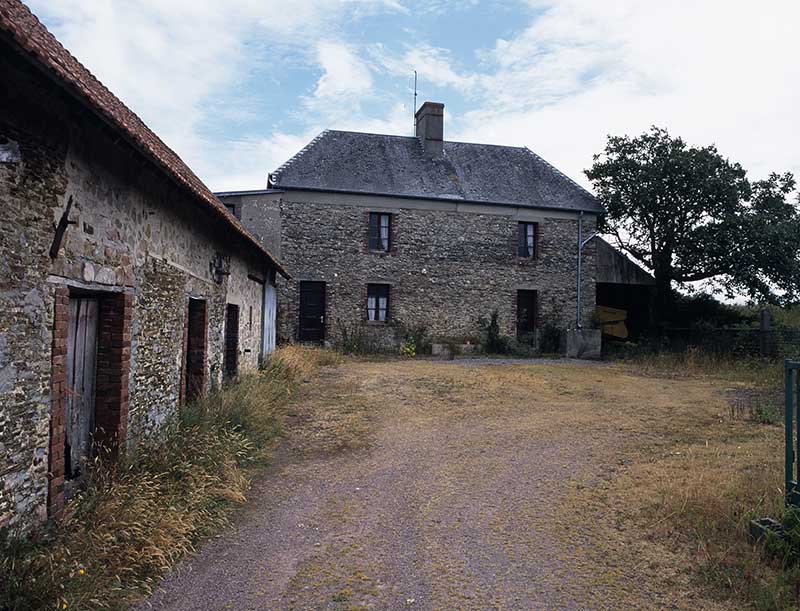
left=0, top=1, right=286, bottom=529
left=219, top=102, right=603, bottom=350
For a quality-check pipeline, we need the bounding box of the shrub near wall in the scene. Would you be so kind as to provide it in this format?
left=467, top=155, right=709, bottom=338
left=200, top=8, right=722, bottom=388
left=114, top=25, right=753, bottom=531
left=0, top=346, right=338, bottom=611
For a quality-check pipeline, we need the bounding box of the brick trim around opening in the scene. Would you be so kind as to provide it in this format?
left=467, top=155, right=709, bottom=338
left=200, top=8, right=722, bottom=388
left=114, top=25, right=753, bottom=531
left=47, top=288, right=132, bottom=519
left=47, top=286, right=69, bottom=519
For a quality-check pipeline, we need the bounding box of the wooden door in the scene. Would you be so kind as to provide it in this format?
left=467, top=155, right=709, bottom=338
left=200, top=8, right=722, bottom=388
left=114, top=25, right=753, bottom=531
left=516, top=290, right=537, bottom=341
left=299, top=281, right=326, bottom=344
left=65, top=297, right=99, bottom=482
left=184, top=299, right=207, bottom=401
left=223, top=304, right=240, bottom=380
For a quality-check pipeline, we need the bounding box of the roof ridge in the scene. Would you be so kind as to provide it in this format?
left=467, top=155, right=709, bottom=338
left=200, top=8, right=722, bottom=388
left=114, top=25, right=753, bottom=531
left=324, top=129, right=530, bottom=151
left=270, top=130, right=329, bottom=184
left=522, top=147, right=598, bottom=203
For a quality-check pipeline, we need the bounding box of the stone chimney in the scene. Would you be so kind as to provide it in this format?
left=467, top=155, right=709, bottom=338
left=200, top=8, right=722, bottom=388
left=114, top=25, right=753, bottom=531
left=415, top=101, right=444, bottom=157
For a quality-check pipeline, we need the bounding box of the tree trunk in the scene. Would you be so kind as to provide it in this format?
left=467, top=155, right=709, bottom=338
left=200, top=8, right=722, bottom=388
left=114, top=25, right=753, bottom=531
left=652, top=266, right=674, bottom=330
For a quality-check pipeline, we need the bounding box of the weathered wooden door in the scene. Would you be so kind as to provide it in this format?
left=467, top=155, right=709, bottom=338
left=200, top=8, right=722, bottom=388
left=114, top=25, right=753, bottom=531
left=184, top=299, right=207, bottom=402
left=298, top=281, right=326, bottom=344
left=223, top=304, right=240, bottom=381
left=65, top=296, right=99, bottom=482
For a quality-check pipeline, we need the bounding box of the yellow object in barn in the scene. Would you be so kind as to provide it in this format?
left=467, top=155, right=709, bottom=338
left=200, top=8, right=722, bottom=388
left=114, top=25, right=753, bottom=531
left=595, top=305, right=628, bottom=339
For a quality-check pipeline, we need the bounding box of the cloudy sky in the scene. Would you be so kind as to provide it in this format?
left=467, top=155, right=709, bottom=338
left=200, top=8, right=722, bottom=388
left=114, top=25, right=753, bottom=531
left=30, top=0, right=800, bottom=194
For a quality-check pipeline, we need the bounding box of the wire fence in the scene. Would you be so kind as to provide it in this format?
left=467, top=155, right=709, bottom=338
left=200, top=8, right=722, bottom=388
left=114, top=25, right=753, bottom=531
left=645, top=327, right=800, bottom=359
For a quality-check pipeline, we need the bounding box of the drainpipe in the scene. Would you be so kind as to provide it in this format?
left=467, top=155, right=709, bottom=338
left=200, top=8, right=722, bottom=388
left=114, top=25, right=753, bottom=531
left=577, top=212, right=583, bottom=329
left=576, top=211, right=598, bottom=330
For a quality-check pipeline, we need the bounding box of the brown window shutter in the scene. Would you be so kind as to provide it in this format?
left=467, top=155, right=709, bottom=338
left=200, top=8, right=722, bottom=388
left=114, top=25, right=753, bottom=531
left=516, top=222, right=525, bottom=258
left=534, top=222, right=541, bottom=259
left=389, top=214, right=397, bottom=254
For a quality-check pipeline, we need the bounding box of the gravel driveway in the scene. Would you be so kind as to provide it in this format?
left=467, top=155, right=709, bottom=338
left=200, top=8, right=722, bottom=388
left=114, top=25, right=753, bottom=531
left=139, top=359, right=727, bottom=611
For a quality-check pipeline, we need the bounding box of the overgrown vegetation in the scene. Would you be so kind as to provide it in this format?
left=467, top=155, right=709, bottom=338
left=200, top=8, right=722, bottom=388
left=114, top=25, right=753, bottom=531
left=399, top=323, right=432, bottom=357
left=477, top=310, right=511, bottom=355
left=0, top=345, right=339, bottom=611
left=600, top=345, right=799, bottom=608
left=334, top=319, right=391, bottom=355
left=615, top=345, right=782, bottom=387
left=538, top=323, right=561, bottom=354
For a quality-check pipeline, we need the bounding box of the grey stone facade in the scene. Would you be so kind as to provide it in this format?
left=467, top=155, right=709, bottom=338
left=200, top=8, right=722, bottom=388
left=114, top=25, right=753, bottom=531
left=0, top=34, right=277, bottom=529
left=224, top=190, right=597, bottom=349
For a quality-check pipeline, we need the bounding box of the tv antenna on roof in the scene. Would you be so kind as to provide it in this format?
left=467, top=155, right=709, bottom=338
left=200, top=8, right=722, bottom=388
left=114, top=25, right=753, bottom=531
left=413, top=70, right=417, bottom=133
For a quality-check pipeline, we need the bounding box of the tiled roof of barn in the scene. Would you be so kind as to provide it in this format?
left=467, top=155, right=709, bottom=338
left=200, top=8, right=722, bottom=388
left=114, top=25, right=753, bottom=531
left=0, top=0, right=287, bottom=276
left=270, top=130, right=603, bottom=213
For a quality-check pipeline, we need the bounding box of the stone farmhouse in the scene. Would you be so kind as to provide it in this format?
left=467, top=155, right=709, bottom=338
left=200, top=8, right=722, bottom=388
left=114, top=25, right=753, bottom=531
left=0, top=1, right=286, bottom=529
left=219, top=102, right=607, bottom=349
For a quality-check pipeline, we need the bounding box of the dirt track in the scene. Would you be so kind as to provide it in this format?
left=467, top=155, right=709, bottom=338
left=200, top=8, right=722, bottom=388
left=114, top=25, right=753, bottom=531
left=141, top=359, right=734, bottom=611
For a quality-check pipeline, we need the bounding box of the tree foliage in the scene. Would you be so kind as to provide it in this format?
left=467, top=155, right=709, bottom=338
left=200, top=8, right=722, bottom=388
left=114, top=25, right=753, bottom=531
left=586, top=127, right=800, bottom=320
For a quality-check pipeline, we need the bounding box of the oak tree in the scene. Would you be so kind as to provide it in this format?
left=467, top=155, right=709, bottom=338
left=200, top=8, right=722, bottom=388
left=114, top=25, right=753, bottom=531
left=586, top=127, right=800, bottom=323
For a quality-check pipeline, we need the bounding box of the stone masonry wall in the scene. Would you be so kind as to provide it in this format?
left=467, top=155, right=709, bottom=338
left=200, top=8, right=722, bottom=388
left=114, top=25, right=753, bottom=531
left=0, top=43, right=269, bottom=528
left=274, top=194, right=596, bottom=347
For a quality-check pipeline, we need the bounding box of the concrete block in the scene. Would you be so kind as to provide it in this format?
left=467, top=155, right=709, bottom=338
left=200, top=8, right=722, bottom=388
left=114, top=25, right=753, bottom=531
left=564, top=328, right=602, bottom=359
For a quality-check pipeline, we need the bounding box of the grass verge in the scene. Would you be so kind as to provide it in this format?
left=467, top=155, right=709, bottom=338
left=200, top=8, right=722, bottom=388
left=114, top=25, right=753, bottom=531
left=603, top=348, right=794, bottom=609
left=0, top=345, right=340, bottom=611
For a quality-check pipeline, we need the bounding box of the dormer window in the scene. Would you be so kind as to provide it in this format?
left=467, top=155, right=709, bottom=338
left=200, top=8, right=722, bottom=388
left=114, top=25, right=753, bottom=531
left=369, top=212, right=392, bottom=251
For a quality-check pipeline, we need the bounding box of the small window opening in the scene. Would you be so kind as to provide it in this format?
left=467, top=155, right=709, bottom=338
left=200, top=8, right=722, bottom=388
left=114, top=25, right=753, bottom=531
left=369, top=212, right=392, bottom=251
left=367, top=284, right=390, bottom=322
left=517, top=222, right=537, bottom=258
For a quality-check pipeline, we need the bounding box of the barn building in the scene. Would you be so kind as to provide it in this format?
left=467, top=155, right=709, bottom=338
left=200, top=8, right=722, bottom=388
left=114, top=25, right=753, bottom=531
left=0, top=1, right=286, bottom=529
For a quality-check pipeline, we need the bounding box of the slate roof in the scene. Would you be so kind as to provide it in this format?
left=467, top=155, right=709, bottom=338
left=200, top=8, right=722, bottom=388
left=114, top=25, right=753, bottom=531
left=270, top=130, right=603, bottom=214
left=0, top=0, right=287, bottom=276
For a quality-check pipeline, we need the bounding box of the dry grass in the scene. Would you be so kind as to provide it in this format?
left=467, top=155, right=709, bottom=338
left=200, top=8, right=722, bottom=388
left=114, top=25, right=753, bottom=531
left=0, top=345, right=340, bottom=611
left=3, top=346, right=788, bottom=609
left=276, top=355, right=791, bottom=609
left=565, top=351, right=791, bottom=609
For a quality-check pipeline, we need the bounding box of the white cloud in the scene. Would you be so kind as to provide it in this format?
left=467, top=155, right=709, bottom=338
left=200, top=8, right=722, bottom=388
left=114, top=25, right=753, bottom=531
left=377, top=43, right=478, bottom=93
left=27, top=0, right=800, bottom=196
left=27, top=0, right=406, bottom=189
left=448, top=0, right=800, bottom=188
left=313, top=41, right=374, bottom=100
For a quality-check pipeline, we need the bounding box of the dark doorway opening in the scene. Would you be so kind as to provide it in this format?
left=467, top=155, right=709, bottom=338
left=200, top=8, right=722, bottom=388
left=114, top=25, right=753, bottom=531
left=184, top=298, right=207, bottom=402
left=516, top=290, right=538, bottom=342
left=299, top=281, right=326, bottom=344
left=223, top=304, right=240, bottom=381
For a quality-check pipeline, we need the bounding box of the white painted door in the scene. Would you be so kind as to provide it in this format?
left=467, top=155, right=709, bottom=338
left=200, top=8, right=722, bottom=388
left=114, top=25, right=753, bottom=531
left=262, top=282, right=277, bottom=357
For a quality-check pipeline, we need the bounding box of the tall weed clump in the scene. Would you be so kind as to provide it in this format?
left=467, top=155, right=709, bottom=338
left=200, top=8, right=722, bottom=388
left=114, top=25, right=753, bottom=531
left=0, top=345, right=338, bottom=611
left=478, top=310, right=511, bottom=355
